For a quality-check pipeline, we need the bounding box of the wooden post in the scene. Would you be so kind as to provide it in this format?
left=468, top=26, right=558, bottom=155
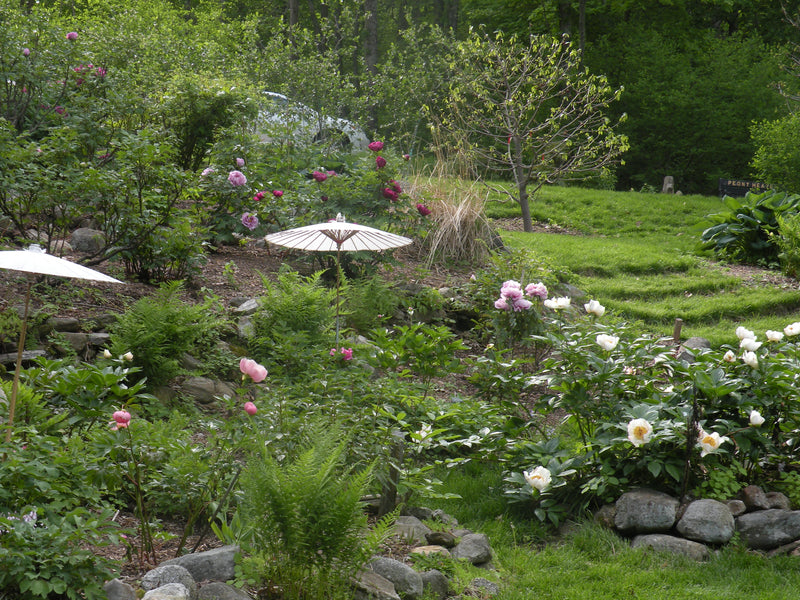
left=673, top=318, right=683, bottom=345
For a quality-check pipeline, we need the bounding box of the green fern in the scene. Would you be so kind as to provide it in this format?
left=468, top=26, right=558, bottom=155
left=239, top=423, right=374, bottom=600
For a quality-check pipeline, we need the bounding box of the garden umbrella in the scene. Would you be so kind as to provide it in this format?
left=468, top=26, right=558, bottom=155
left=265, top=213, right=413, bottom=343
left=0, top=245, right=123, bottom=444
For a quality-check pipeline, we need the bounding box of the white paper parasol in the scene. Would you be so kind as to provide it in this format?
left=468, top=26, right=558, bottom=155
left=265, top=214, right=412, bottom=343
left=0, top=245, right=123, bottom=444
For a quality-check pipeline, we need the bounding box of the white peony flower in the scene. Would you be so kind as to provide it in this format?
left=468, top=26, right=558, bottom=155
left=766, top=330, right=784, bottom=343
left=784, top=322, right=800, bottom=337
left=749, top=410, right=765, bottom=427
left=523, top=466, right=552, bottom=492
left=741, top=351, right=759, bottom=369
left=697, top=430, right=729, bottom=457
left=723, top=350, right=736, bottom=363
left=596, top=334, right=620, bottom=351
left=736, top=326, right=756, bottom=340
left=739, top=337, right=762, bottom=352
left=627, top=418, right=653, bottom=447
left=543, top=296, right=571, bottom=310
left=584, top=299, right=606, bottom=317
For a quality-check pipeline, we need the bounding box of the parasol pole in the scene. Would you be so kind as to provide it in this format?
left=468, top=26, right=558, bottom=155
left=5, top=278, right=31, bottom=445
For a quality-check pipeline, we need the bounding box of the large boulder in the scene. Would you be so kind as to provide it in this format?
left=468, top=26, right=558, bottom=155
left=451, top=533, right=492, bottom=565
left=140, top=565, right=197, bottom=600
left=631, top=534, right=709, bottom=561
left=161, top=546, right=239, bottom=583
left=420, top=570, right=449, bottom=600
left=614, top=489, right=679, bottom=534
left=370, top=557, right=423, bottom=600
left=353, top=570, right=401, bottom=600
left=676, top=499, right=735, bottom=544
left=735, top=509, right=800, bottom=550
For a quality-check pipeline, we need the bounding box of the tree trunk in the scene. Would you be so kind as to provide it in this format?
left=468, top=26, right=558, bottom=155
left=364, top=0, right=379, bottom=130
left=287, top=0, right=299, bottom=27
left=518, top=180, right=533, bottom=233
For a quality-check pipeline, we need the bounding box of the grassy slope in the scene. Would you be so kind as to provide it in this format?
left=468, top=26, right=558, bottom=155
left=436, top=465, right=800, bottom=599
left=488, top=185, right=800, bottom=346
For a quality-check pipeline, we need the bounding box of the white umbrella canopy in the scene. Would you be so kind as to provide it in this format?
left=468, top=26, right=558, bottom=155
left=0, top=245, right=124, bottom=445
left=265, top=214, right=413, bottom=344
left=0, top=245, right=123, bottom=283
left=264, top=213, right=413, bottom=253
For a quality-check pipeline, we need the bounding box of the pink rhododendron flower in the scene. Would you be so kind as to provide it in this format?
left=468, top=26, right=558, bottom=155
left=239, top=358, right=268, bottom=383
left=236, top=157, right=245, bottom=168
left=375, top=156, right=387, bottom=168
left=368, top=141, right=384, bottom=152
left=228, top=170, right=247, bottom=186
left=312, top=170, right=327, bottom=182
left=241, top=213, right=259, bottom=231
left=66, top=31, right=78, bottom=41
left=416, top=203, right=431, bottom=216
left=244, top=401, right=258, bottom=416
left=525, top=282, right=548, bottom=300
left=382, top=188, right=399, bottom=201
left=22, top=48, right=30, bottom=57
left=272, top=190, right=283, bottom=197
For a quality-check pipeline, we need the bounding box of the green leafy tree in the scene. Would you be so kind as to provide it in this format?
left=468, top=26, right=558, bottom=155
left=437, top=29, right=627, bottom=232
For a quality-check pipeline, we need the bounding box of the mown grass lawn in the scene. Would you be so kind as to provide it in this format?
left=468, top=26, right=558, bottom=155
left=486, top=185, right=800, bottom=346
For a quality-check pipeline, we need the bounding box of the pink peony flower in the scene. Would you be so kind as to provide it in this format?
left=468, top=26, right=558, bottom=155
left=525, top=282, right=548, bottom=300
left=66, top=31, right=78, bottom=41
left=494, top=297, right=509, bottom=310
left=236, top=157, right=245, bottom=168
left=341, top=348, right=353, bottom=361
left=201, top=167, right=214, bottom=177
left=241, top=213, right=259, bottom=231
left=272, top=190, right=283, bottom=197
left=416, top=203, right=431, bottom=216
left=402, top=154, right=410, bottom=161
left=254, top=191, right=265, bottom=201
left=243, top=401, right=258, bottom=416
left=375, top=156, right=387, bottom=168
left=22, top=48, right=30, bottom=57
left=54, top=106, right=65, bottom=115
left=327, top=170, right=337, bottom=177
left=228, top=170, right=247, bottom=186
left=240, top=358, right=268, bottom=383
left=512, top=298, right=532, bottom=311
left=111, top=410, right=131, bottom=430
left=312, top=170, right=327, bottom=183
left=389, top=180, right=402, bottom=194
left=368, top=141, right=384, bottom=152
left=96, top=66, right=107, bottom=77
left=382, top=188, right=399, bottom=202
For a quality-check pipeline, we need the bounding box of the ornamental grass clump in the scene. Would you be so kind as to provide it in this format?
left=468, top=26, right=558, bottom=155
left=407, top=172, right=494, bottom=266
